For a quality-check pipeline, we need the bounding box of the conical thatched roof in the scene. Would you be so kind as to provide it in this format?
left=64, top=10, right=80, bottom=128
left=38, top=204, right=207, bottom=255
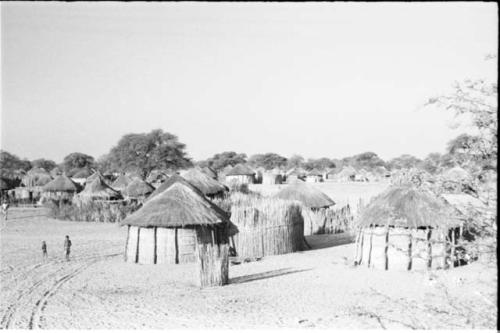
left=226, top=164, right=255, bottom=176
left=78, top=177, right=122, bottom=200
left=201, top=166, right=217, bottom=179
left=181, top=168, right=228, bottom=196
left=336, top=166, right=357, bottom=179
left=86, top=170, right=104, bottom=184
left=121, top=181, right=230, bottom=228
left=42, top=174, right=79, bottom=192
left=273, top=182, right=335, bottom=209
left=123, top=178, right=155, bottom=198
left=111, top=174, right=133, bottom=192
left=358, top=186, right=460, bottom=228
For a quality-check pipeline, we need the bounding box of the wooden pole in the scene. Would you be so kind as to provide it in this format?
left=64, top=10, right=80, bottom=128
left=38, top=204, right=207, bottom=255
left=450, top=228, right=456, bottom=268
left=442, top=230, right=449, bottom=269
left=153, top=227, right=157, bottom=265
left=384, top=226, right=389, bottom=271
left=407, top=230, right=412, bottom=271
left=367, top=229, right=374, bottom=268
left=354, top=228, right=362, bottom=264
left=174, top=228, right=179, bottom=264
left=358, top=229, right=365, bottom=265
left=124, top=225, right=130, bottom=262
left=426, top=228, right=432, bottom=270
left=135, top=227, right=141, bottom=264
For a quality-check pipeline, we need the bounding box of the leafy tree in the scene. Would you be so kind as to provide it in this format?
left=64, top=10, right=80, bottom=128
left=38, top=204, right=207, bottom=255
left=248, top=153, right=287, bottom=170
left=303, top=157, right=336, bottom=170
left=0, top=150, right=32, bottom=178
left=351, top=152, right=386, bottom=170
left=421, top=152, right=443, bottom=174
left=62, top=152, right=95, bottom=173
left=388, top=154, right=422, bottom=170
left=31, top=158, right=57, bottom=171
left=106, top=129, right=192, bottom=179
left=286, top=154, right=305, bottom=169
left=204, top=151, right=247, bottom=171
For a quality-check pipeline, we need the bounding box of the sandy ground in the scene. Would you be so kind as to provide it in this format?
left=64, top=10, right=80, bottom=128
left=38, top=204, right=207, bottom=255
left=0, top=207, right=497, bottom=329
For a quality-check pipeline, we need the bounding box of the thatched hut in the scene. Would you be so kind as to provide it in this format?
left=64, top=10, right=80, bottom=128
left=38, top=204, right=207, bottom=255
left=354, top=169, right=369, bottom=182
left=122, top=178, right=155, bottom=201
left=335, top=166, right=356, bottom=182
left=262, top=172, right=283, bottom=185
left=181, top=168, right=228, bottom=198
left=305, top=169, right=323, bottom=183
left=325, top=168, right=338, bottom=180
left=75, top=177, right=122, bottom=202
left=111, top=174, right=133, bottom=192
left=121, top=181, right=232, bottom=287
left=86, top=170, right=105, bottom=185
left=50, top=166, right=63, bottom=177
left=42, top=174, right=80, bottom=201
left=285, top=167, right=307, bottom=183
left=354, top=186, right=462, bottom=271
left=201, top=166, right=218, bottom=180
left=225, top=164, right=255, bottom=185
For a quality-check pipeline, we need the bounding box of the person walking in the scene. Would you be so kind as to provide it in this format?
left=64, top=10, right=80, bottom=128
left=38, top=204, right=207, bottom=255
left=1, top=201, right=9, bottom=221
left=42, top=241, right=48, bottom=260
left=63, top=235, right=72, bottom=261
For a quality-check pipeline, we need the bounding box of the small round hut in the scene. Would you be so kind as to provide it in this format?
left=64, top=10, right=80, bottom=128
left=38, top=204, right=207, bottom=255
left=122, top=178, right=155, bottom=201
left=121, top=180, right=232, bottom=287
left=111, top=174, right=133, bottom=192
left=354, top=186, right=462, bottom=271
left=181, top=168, right=228, bottom=199
left=225, top=164, right=255, bottom=185
left=335, top=166, right=357, bottom=182
left=42, top=174, right=80, bottom=201
left=274, top=182, right=336, bottom=235
left=306, top=169, right=323, bottom=183
left=75, top=176, right=122, bottom=202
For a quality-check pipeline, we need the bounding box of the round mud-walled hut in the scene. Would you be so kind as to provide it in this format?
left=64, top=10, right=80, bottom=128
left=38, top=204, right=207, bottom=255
left=181, top=168, right=228, bottom=199
left=122, top=178, right=155, bottom=201
left=112, top=174, right=133, bottom=192
left=42, top=174, right=80, bottom=201
left=273, top=182, right=336, bottom=235
left=225, top=164, right=255, bottom=185
left=121, top=181, right=233, bottom=287
left=354, top=186, right=462, bottom=271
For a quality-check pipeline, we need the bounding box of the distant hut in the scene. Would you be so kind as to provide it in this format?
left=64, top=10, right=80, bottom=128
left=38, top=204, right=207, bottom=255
left=286, top=167, right=307, bottom=183
left=122, top=178, right=155, bottom=201
left=306, top=169, right=323, bottom=183
left=325, top=168, right=338, bottom=180
left=121, top=180, right=232, bottom=287
left=355, top=169, right=369, bottom=182
left=274, top=182, right=336, bottom=235
left=181, top=168, right=228, bottom=199
left=335, top=166, right=357, bottom=182
left=112, top=174, right=133, bottom=192
left=50, top=166, right=63, bottom=177
left=354, top=186, right=462, bottom=271
left=201, top=166, right=218, bottom=180
left=75, top=177, right=122, bottom=202
left=225, top=164, right=255, bottom=185
left=42, top=174, right=80, bottom=201
left=262, top=172, right=283, bottom=185
left=218, top=165, right=234, bottom=183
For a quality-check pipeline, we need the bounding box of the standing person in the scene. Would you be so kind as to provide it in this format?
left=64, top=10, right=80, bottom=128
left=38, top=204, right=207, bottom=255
left=1, top=201, right=9, bottom=221
left=63, top=235, right=72, bottom=261
left=41, top=241, right=48, bottom=260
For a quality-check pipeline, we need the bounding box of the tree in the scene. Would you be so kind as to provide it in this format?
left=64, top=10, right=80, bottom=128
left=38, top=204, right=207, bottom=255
left=204, top=151, right=247, bottom=171
left=0, top=150, right=32, bottom=178
left=31, top=158, right=57, bottom=171
left=303, top=157, right=336, bottom=170
left=351, top=152, right=386, bottom=170
left=62, top=152, right=96, bottom=172
left=388, top=154, right=422, bottom=170
left=421, top=152, right=443, bottom=174
left=248, top=153, right=287, bottom=170
left=106, top=129, right=193, bottom=179
left=286, top=154, right=305, bottom=169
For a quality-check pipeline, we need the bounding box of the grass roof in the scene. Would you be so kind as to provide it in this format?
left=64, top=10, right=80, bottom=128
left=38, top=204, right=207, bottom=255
left=274, top=182, right=335, bottom=208
left=181, top=168, right=228, bottom=196
left=86, top=170, right=104, bottom=184
left=111, top=174, right=133, bottom=191
left=78, top=177, right=122, bottom=200
left=123, top=178, right=155, bottom=198
left=42, top=174, right=79, bottom=192
left=201, top=166, right=217, bottom=179
left=226, top=163, right=255, bottom=176
left=358, top=186, right=460, bottom=228
left=121, top=181, right=230, bottom=228
left=71, top=167, right=93, bottom=179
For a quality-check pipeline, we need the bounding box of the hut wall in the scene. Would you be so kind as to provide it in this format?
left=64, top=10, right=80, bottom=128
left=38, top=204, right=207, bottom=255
left=196, top=226, right=229, bottom=287
left=226, top=175, right=254, bottom=185
left=356, top=226, right=457, bottom=271
left=156, top=228, right=177, bottom=264
left=138, top=227, right=156, bottom=264
left=126, top=226, right=139, bottom=262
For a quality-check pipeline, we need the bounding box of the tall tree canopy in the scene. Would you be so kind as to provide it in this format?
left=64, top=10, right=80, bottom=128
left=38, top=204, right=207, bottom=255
left=350, top=152, right=386, bottom=170
left=248, top=153, right=287, bottom=170
left=0, top=150, right=32, bottom=178
left=62, top=152, right=96, bottom=172
left=202, top=151, right=247, bottom=171
left=388, top=154, right=422, bottom=170
left=106, top=129, right=192, bottom=178
left=303, top=157, right=336, bottom=170
left=286, top=154, right=305, bottom=169
left=31, top=158, right=57, bottom=171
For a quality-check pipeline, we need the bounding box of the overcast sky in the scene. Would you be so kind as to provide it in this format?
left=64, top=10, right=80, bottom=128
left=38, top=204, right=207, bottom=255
left=1, top=2, right=497, bottom=163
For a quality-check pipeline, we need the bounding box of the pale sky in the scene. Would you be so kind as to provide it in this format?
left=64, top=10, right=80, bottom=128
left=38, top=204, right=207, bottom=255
left=1, top=2, right=497, bottom=163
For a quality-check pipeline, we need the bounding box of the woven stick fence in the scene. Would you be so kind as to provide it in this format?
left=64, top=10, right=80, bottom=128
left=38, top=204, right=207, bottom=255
left=302, top=205, right=354, bottom=236
left=226, top=196, right=304, bottom=259
left=197, top=243, right=229, bottom=287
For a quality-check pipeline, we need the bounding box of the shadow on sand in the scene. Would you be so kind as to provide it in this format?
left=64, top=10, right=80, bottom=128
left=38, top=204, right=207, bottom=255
left=304, top=232, right=356, bottom=250
left=230, top=268, right=311, bottom=285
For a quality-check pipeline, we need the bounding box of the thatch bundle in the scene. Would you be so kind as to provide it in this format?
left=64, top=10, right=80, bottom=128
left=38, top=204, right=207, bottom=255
left=227, top=195, right=304, bottom=259
left=181, top=168, right=228, bottom=197
left=111, top=174, right=133, bottom=192
left=122, top=178, right=155, bottom=199
left=121, top=181, right=232, bottom=287
left=354, top=186, right=462, bottom=271
left=273, top=182, right=335, bottom=209
left=75, top=177, right=122, bottom=202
